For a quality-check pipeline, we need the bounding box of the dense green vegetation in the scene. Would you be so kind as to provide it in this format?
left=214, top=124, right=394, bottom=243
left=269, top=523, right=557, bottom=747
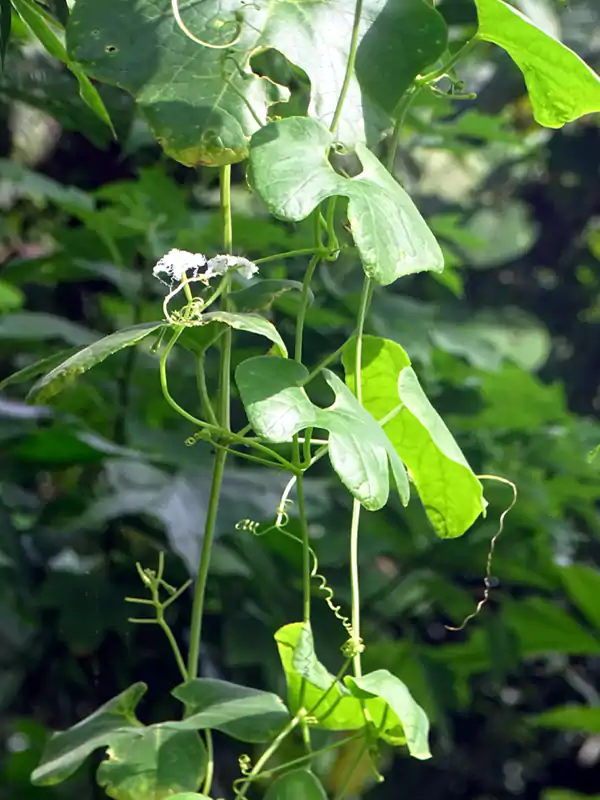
left=1, top=0, right=600, bottom=799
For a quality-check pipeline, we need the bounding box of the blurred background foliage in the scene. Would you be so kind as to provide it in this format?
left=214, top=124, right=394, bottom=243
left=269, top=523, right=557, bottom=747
left=2, top=0, right=600, bottom=798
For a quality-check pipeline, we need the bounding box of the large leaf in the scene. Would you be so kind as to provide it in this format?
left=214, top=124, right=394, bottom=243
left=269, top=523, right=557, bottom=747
left=343, top=336, right=484, bottom=537
left=346, top=670, right=431, bottom=759
left=264, top=769, right=328, bottom=800
left=27, top=322, right=164, bottom=404
left=474, top=0, right=600, bottom=127
left=67, top=0, right=446, bottom=166
left=97, top=727, right=206, bottom=800
left=32, top=683, right=147, bottom=785
left=529, top=705, right=600, bottom=735
left=0, top=348, right=79, bottom=391
left=249, top=117, right=443, bottom=285
left=199, top=310, right=287, bottom=356
left=236, top=356, right=409, bottom=510
left=170, top=678, right=290, bottom=743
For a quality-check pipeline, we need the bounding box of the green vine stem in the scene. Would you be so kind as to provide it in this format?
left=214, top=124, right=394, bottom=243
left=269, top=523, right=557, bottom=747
left=416, top=37, right=478, bottom=86
left=330, top=0, right=364, bottom=135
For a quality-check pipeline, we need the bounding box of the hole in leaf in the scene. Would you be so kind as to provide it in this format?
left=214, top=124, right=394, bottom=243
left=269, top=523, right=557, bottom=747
left=250, top=48, right=310, bottom=119
left=104, top=45, right=118, bottom=54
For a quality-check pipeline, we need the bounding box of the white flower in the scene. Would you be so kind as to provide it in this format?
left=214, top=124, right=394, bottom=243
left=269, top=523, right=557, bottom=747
left=153, top=249, right=207, bottom=285
left=206, top=254, right=258, bottom=281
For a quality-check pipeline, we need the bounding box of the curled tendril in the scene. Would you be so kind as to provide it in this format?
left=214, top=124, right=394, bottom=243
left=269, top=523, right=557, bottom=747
left=172, top=0, right=243, bottom=49
left=235, top=477, right=360, bottom=652
left=238, top=754, right=252, bottom=775
left=162, top=276, right=209, bottom=324
left=445, top=474, right=518, bottom=632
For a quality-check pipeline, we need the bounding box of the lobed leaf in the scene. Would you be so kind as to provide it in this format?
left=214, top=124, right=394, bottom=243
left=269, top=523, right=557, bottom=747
left=236, top=356, right=409, bottom=510
left=67, top=0, right=447, bottom=165
left=249, top=117, right=443, bottom=285
left=474, top=0, right=600, bottom=128
left=343, top=336, right=484, bottom=537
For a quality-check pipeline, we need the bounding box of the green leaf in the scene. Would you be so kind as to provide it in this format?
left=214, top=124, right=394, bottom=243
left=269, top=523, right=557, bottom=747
left=0, top=159, right=95, bottom=215
left=27, top=322, right=164, bottom=404
left=474, top=0, right=600, bottom=127
left=264, top=769, right=327, bottom=800
left=169, top=796, right=212, bottom=800
left=559, top=564, right=600, bottom=632
left=96, top=727, right=206, bottom=800
left=236, top=356, right=409, bottom=510
left=0, top=312, right=97, bottom=346
left=1, top=0, right=11, bottom=68
left=230, top=279, right=310, bottom=313
left=31, top=683, right=147, bottom=786
left=529, top=705, right=600, bottom=735
left=67, top=0, right=446, bottom=166
left=504, top=598, right=600, bottom=656
left=249, top=117, right=443, bottom=285
left=0, top=279, right=24, bottom=311
left=346, top=670, right=431, bottom=759
left=170, top=678, right=290, bottom=743
left=275, top=624, right=431, bottom=757
left=0, top=349, right=78, bottom=392
left=199, top=310, right=287, bottom=356
left=275, top=623, right=367, bottom=731
left=343, top=336, right=484, bottom=537
left=10, top=0, right=114, bottom=134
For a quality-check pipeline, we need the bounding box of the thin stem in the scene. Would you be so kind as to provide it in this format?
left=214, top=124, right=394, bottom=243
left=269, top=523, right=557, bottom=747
left=417, top=37, right=478, bottom=85
left=332, top=738, right=370, bottom=800
left=355, top=278, right=371, bottom=406
left=295, top=254, right=320, bottom=362
left=349, top=499, right=363, bottom=677
left=157, top=613, right=188, bottom=681
left=196, top=355, right=219, bottom=427
left=236, top=716, right=301, bottom=800
left=387, top=85, right=422, bottom=172
left=202, top=731, right=214, bottom=795
left=256, top=732, right=364, bottom=780
left=254, top=247, right=325, bottom=265
left=330, top=0, right=364, bottom=134
left=296, top=475, right=311, bottom=625
left=187, top=449, right=227, bottom=679
left=303, top=342, right=346, bottom=385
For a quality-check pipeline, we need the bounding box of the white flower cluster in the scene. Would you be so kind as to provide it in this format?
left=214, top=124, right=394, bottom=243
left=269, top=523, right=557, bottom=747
left=153, top=249, right=258, bottom=287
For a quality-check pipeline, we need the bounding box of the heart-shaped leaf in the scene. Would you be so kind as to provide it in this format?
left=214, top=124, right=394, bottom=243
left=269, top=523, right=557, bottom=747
left=32, top=683, right=147, bottom=786
left=264, top=769, right=328, bottom=800
left=170, top=678, right=290, bottom=743
left=97, top=727, right=206, bottom=800
left=67, top=0, right=447, bottom=165
left=27, top=322, right=165, bottom=404
left=343, top=336, right=484, bottom=537
left=236, top=356, right=409, bottom=510
left=249, top=117, right=443, bottom=285
left=346, top=670, right=431, bottom=759
left=474, top=0, right=600, bottom=128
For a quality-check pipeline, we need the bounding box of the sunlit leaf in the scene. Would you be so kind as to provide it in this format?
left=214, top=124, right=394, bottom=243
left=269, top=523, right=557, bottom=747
left=27, top=322, right=164, bottom=404
left=67, top=0, right=446, bottom=165
left=97, top=726, right=206, bottom=800
left=343, top=336, right=484, bottom=537
left=249, top=117, right=443, bottom=285
left=199, top=311, right=287, bottom=356
left=32, top=683, right=147, bottom=785
left=474, top=0, right=600, bottom=127
left=236, top=356, right=409, bottom=510
left=264, top=769, right=328, bottom=800
left=346, top=670, right=431, bottom=759
left=170, top=678, right=289, bottom=743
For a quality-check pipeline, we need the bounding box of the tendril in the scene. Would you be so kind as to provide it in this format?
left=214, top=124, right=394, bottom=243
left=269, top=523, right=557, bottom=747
left=235, top=477, right=361, bottom=653
left=445, top=474, right=518, bottom=632
left=171, top=0, right=243, bottom=50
